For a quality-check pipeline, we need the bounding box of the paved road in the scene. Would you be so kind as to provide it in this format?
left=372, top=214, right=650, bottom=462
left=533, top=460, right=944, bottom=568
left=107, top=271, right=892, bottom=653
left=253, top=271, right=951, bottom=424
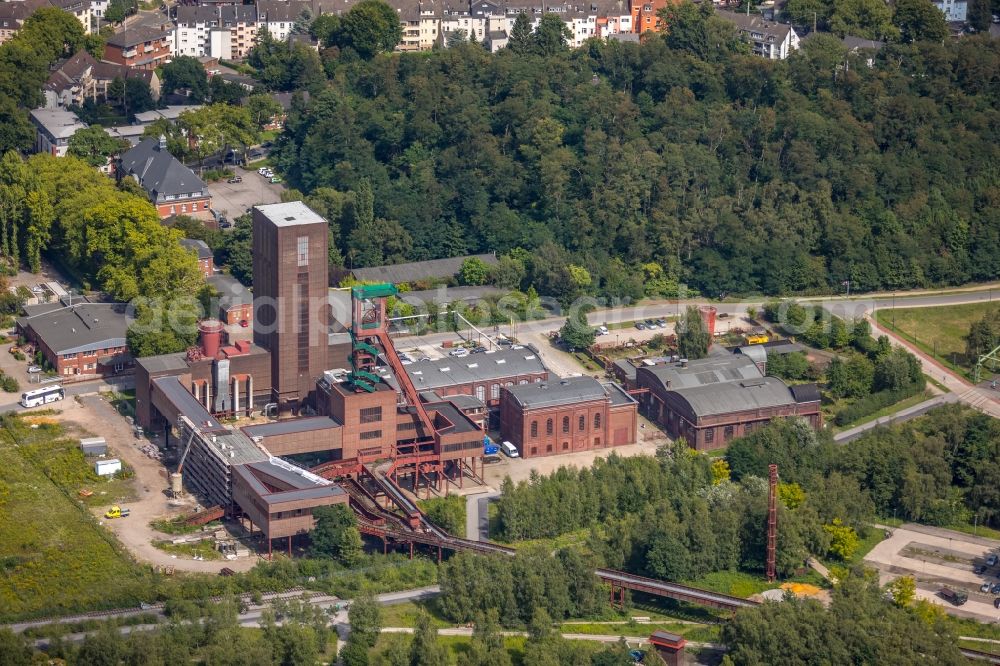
left=464, top=490, right=500, bottom=541
left=832, top=393, right=961, bottom=443
left=21, top=586, right=441, bottom=647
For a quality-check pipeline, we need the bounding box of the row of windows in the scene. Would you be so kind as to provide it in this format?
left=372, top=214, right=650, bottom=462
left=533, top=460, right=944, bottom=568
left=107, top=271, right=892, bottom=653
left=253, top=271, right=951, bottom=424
left=529, top=438, right=601, bottom=455
left=529, top=413, right=602, bottom=438
left=359, top=406, right=382, bottom=424
left=62, top=346, right=125, bottom=360
left=443, top=439, right=482, bottom=453
left=703, top=425, right=735, bottom=444
left=359, top=429, right=382, bottom=441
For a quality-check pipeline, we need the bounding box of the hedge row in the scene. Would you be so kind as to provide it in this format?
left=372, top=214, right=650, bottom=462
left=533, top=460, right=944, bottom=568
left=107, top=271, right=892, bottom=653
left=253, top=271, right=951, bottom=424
left=834, top=383, right=925, bottom=427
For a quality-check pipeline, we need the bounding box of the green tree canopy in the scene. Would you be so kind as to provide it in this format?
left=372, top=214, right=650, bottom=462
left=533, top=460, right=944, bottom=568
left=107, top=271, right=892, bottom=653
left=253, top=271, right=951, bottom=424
left=162, top=55, right=210, bottom=101
left=333, top=0, right=403, bottom=57
left=677, top=305, right=710, bottom=360
left=68, top=127, right=129, bottom=167
left=894, top=0, right=949, bottom=42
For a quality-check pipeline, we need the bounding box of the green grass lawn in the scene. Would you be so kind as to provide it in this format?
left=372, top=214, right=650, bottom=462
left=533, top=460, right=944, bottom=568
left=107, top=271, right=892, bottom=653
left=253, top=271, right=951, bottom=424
left=152, top=539, right=221, bottom=560
left=875, top=302, right=1000, bottom=374
left=379, top=599, right=451, bottom=629
left=0, top=415, right=150, bottom=620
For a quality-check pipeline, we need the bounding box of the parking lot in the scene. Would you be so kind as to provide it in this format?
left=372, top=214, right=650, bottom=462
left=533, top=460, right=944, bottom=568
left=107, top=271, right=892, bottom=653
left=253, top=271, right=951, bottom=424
left=865, top=523, right=1000, bottom=622
left=206, top=166, right=285, bottom=222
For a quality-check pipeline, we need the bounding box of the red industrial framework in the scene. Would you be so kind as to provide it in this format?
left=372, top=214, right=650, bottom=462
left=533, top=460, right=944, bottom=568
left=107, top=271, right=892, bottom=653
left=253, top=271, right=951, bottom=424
left=766, top=464, right=778, bottom=583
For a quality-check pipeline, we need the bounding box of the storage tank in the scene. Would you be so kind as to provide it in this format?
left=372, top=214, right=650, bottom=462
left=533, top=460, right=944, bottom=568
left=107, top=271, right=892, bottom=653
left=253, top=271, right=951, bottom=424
left=170, top=472, right=183, bottom=496
left=698, top=305, right=717, bottom=337
left=199, top=319, right=224, bottom=359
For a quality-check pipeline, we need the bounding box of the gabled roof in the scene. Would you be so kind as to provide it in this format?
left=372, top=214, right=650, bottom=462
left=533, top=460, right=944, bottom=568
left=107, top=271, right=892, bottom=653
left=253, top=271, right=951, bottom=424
left=106, top=25, right=170, bottom=48
left=180, top=238, right=213, bottom=260
left=207, top=273, right=253, bottom=307
left=44, top=50, right=99, bottom=94
left=642, top=355, right=762, bottom=391
left=504, top=376, right=609, bottom=409
left=350, top=253, right=498, bottom=284
left=842, top=35, right=885, bottom=50
left=716, top=9, right=793, bottom=40
left=257, top=0, right=311, bottom=22
left=119, top=137, right=207, bottom=199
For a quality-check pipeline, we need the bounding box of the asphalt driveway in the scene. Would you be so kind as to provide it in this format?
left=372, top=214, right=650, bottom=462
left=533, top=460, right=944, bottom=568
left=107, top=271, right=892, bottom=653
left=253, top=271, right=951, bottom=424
left=207, top=166, right=284, bottom=222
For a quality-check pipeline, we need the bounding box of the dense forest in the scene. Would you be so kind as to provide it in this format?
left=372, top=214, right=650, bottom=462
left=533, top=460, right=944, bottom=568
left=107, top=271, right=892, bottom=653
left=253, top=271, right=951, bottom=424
left=265, top=6, right=1000, bottom=299
left=494, top=405, right=1000, bottom=585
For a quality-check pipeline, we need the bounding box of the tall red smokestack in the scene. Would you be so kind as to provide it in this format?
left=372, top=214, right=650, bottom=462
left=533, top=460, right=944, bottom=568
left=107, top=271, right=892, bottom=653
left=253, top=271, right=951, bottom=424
left=698, top=305, right=717, bottom=338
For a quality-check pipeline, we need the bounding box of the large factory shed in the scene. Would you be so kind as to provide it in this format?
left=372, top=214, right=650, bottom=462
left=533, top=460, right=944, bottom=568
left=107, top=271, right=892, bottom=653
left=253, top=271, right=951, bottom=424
left=231, top=458, right=348, bottom=546
left=635, top=355, right=821, bottom=451
left=499, top=376, right=638, bottom=458
left=242, top=417, right=343, bottom=457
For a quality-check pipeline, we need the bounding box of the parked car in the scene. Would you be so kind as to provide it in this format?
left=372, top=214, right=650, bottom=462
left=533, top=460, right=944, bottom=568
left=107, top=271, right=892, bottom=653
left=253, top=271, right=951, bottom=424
left=471, top=346, right=487, bottom=354
left=991, top=582, right=1000, bottom=594
left=270, top=176, right=282, bottom=184
left=500, top=440, right=520, bottom=458
left=655, top=318, right=667, bottom=327
left=635, top=322, right=646, bottom=330
left=981, top=582, right=992, bottom=593
left=995, top=598, right=1000, bottom=609
left=987, top=553, right=998, bottom=567
left=227, top=176, right=242, bottom=184
left=27, top=365, right=41, bottom=373
left=975, top=564, right=987, bottom=575
left=597, top=325, right=609, bottom=335
left=940, top=587, right=968, bottom=605
left=449, top=347, right=469, bottom=357
left=220, top=220, right=232, bottom=229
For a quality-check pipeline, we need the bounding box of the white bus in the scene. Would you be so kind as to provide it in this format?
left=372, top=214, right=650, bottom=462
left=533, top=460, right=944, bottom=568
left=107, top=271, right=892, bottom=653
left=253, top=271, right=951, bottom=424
left=20, top=384, right=65, bottom=408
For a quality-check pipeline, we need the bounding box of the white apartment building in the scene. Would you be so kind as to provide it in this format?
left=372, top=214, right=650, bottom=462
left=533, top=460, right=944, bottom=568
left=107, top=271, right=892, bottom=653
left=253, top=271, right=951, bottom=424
left=174, top=5, right=256, bottom=59
left=257, top=0, right=308, bottom=42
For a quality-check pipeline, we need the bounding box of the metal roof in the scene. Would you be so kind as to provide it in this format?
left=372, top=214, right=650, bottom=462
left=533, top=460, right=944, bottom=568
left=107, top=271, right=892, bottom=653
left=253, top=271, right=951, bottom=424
left=350, top=253, right=498, bottom=284
left=234, top=458, right=346, bottom=507
left=136, top=352, right=189, bottom=375
left=790, top=383, right=821, bottom=403
left=255, top=201, right=325, bottom=228
left=612, top=358, right=637, bottom=379
left=243, top=416, right=342, bottom=439
left=605, top=382, right=637, bottom=406
left=673, top=377, right=796, bottom=418
left=643, top=355, right=763, bottom=391
left=18, top=302, right=130, bottom=355
left=736, top=345, right=767, bottom=363
left=421, top=391, right=486, bottom=411
left=405, top=348, right=547, bottom=391
left=152, top=376, right=225, bottom=432
left=426, top=401, right=481, bottom=434
left=504, top=376, right=608, bottom=410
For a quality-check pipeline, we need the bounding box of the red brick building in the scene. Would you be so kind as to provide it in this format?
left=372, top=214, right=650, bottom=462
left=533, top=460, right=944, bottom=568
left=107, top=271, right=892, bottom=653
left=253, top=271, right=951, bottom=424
left=104, top=25, right=172, bottom=70
left=635, top=354, right=821, bottom=451
left=499, top=376, right=638, bottom=458
left=180, top=239, right=215, bottom=277
left=16, top=300, right=131, bottom=378
left=207, top=274, right=253, bottom=326
left=118, top=136, right=212, bottom=221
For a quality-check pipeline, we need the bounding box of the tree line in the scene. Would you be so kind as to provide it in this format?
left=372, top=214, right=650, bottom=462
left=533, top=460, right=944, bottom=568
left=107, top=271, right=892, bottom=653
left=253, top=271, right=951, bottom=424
left=242, top=2, right=1000, bottom=302
left=494, top=404, right=1000, bottom=587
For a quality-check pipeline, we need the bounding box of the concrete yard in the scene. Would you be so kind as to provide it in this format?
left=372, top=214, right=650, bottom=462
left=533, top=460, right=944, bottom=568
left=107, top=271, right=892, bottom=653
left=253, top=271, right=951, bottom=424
left=865, top=523, right=1000, bottom=622
left=207, top=166, right=284, bottom=222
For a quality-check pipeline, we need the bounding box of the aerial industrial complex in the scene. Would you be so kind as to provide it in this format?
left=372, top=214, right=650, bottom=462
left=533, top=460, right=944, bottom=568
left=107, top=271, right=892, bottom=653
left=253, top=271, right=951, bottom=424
left=127, top=201, right=824, bottom=553
left=129, top=201, right=637, bottom=552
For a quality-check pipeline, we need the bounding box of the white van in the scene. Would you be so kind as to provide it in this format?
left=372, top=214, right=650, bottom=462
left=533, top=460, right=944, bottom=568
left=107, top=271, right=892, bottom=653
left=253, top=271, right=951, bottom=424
left=500, top=441, right=520, bottom=458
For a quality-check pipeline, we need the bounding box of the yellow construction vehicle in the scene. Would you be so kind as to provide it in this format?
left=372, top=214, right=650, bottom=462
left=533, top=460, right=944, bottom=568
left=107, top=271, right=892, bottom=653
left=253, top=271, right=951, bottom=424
left=105, top=505, right=130, bottom=519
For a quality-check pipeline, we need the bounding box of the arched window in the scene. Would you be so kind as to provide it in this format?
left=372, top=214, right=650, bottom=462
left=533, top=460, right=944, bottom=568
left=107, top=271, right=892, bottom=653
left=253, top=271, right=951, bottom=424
left=578, top=415, right=585, bottom=432
left=476, top=385, right=485, bottom=402
left=546, top=418, right=553, bottom=435
left=594, top=413, right=601, bottom=429
left=562, top=416, right=570, bottom=434
left=530, top=421, right=538, bottom=438
left=491, top=383, right=500, bottom=400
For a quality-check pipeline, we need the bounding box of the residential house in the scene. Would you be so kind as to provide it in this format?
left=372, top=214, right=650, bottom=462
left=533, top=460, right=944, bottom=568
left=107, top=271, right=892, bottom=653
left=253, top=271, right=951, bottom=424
left=396, top=1, right=441, bottom=51
left=256, top=0, right=309, bottom=42
left=49, top=0, right=92, bottom=33
left=16, top=298, right=132, bottom=378
left=29, top=108, right=87, bottom=157
left=180, top=238, right=215, bottom=277
left=117, top=136, right=213, bottom=221
left=42, top=50, right=100, bottom=108
left=716, top=9, right=799, bottom=60
left=174, top=5, right=256, bottom=59
left=104, top=25, right=173, bottom=69
left=0, top=0, right=44, bottom=44
left=933, top=0, right=967, bottom=21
